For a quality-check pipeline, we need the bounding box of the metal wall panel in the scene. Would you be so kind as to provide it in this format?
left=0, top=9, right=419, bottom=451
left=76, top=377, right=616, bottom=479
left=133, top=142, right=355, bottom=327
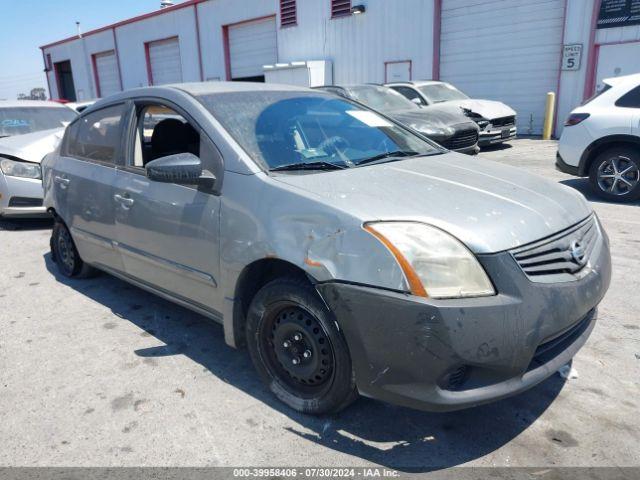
left=277, top=0, right=437, bottom=85
left=596, top=41, right=640, bottom=89
left=440, top=0, right=565, bottom=135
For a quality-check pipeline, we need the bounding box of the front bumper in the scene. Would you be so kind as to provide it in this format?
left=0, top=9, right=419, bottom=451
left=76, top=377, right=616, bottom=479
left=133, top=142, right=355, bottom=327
left=478, top=126, right=517, bottom=146
left=0, top=173, right=47, bottom=218
left=430, top=124, right=479, bottom=155
left=316, top=228, right=611, bottom=412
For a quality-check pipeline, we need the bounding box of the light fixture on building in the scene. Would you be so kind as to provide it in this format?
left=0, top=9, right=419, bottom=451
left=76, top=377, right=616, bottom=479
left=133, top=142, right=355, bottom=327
left=351, top=4, right=366, bottom=14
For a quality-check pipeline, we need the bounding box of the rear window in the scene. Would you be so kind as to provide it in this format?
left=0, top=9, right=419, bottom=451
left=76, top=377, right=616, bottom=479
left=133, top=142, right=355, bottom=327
left=418, top=83, right=469, bottom=104
left=0, top=107, right=76, bottom=138
left=582, top=84, right=612, bottom=106
left=346, top=86, right=416, bottom=112
left=615, top=86, right=640, bottom=108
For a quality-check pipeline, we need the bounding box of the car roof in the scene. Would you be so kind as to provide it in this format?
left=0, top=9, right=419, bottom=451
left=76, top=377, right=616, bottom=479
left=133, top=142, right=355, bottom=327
left=172, top=81, right=312, bottom=96
left=603, top=73, right=640, bottom=89
left=387, top=80, right=445, bottom=87
left=329, top=84, right=389, bottom=89
left=85, top=81, right=326, bottom=113
left=0, top=100, right=70, bottom=109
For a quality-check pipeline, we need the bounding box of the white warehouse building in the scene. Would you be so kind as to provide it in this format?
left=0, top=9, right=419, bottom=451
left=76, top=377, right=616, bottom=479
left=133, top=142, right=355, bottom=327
left=41, top=0, right=640, bottom=136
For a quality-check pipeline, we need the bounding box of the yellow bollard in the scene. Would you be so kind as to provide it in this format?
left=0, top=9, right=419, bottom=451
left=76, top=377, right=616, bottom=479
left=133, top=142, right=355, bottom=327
left=542, top=92, right=556, bottom=140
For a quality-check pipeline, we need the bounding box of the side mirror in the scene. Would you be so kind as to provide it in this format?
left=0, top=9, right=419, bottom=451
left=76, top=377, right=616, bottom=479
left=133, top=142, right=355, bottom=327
left=410, top=97, right=424, bottom=107
left=145, top=153, right=215, bottom=188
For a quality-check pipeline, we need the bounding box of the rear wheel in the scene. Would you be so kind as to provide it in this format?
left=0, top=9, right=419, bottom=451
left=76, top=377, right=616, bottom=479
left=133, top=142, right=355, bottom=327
left=51, top=222, right=98, bottom=278
left=246, top=278, right=357, bottom=415
left=589, top=146, right=640, bottom=202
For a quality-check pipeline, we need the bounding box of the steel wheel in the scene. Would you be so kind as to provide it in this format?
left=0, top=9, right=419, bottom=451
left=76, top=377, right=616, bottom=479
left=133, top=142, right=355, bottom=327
left=56, top=224, right=77, bottom=275
left=51, top=222, right=98, bottom=278
left=596, top=155, right=639, bottom=196
left=260, top=303, right=335, bottom=397
left=245, top=278, right=357, bottom=414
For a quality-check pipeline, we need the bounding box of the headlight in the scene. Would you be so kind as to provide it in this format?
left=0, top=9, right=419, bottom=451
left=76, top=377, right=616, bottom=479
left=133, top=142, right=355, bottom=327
left=477, top=120, right=490, bottom=129
left=409, top=123, right=452, bottom=137
left=365, top=222, right=495, bottom=299
left=0, top=158, right=42, bottom=179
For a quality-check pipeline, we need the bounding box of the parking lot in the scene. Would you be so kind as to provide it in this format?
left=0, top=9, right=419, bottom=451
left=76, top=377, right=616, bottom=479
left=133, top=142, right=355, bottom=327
left=0, top=139, right=638, bottom=470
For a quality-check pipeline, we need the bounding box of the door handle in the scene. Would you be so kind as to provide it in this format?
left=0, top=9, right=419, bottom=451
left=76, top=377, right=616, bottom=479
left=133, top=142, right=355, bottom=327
left=54, top=175, right=70, bottom=188
left=113, top=194, right=135, bottom=208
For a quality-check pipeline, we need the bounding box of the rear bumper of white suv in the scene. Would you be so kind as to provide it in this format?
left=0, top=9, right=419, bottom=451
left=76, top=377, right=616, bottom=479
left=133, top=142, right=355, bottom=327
left=557, top=122, right=595, bottom=176
left=556, top=151, right=580, bottom=176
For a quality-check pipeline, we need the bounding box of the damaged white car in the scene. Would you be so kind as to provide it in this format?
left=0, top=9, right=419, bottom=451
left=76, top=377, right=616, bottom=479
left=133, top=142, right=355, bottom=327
left=0, top=101, right=75, bottom=217
left=387, top=80, right=517, bottom=147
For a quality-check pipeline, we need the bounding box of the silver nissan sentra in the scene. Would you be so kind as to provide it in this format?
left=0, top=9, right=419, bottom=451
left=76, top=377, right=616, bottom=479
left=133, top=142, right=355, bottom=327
left=42, top=83, right=611, bottom=415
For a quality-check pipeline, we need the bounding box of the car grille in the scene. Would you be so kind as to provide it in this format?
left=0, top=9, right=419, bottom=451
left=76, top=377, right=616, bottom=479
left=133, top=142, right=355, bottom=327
left=527, top=309, right=595, bottom=372
left=8, top=197, right=43, bottom=208
left=442, top=128, right=478, bottom=151
left=511, top=215, right=600, bottom=283
left=491, top=116, right=515, bottom=127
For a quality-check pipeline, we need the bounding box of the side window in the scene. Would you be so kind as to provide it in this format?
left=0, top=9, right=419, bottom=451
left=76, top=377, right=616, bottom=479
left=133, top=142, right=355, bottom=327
left=132, top=105, right=201, bottom=168
left=394, top=86, right=426, bottom=105
left=615, top=86, right=640, bottom=108
left=66, top=104, right=126, bottom=163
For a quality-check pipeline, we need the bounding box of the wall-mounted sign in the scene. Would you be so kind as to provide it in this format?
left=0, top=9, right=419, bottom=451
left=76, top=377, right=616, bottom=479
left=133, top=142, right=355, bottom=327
left=598, top=0, right=640, bottom=29
left=562, top=44, right=583, bottom=71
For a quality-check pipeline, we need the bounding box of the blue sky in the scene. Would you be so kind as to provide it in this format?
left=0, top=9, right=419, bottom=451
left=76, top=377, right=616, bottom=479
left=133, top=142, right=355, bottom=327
left=0, top=0, right=184, bottom=100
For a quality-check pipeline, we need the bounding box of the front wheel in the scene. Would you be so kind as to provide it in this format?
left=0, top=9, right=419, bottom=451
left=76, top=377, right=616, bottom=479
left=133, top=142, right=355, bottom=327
left=589, top=146, right=640, bottom=202
left=246, top=278, right=357, bottom=415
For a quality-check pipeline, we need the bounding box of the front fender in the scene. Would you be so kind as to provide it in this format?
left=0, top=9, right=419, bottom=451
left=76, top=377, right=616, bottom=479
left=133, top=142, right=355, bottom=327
left=218, top=171, right=408, bottom=346
left=220, top=172, right=407, bottom=291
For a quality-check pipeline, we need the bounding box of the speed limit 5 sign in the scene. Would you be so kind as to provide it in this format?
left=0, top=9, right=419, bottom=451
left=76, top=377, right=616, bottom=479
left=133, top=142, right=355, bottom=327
left=562, top=44, right=583, bottom=71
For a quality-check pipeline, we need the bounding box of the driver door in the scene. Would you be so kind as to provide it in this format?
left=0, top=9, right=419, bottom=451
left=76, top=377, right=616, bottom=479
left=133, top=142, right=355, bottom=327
left=114, top=102, right=223, bottom=316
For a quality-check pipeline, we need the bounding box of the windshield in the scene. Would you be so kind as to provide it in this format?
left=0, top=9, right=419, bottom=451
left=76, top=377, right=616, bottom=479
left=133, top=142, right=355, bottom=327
left=0, top=107, right=77, bottom=138
left=195, top=91, right=440, bottom=171
left=347, top=85, right=418, bottom=112
left=418, top=83, right=469, bottom=103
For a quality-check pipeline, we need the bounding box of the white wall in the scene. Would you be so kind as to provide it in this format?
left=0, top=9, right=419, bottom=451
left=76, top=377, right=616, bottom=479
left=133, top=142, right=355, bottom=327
left=45, top=29, right=116, bottom=100
left=556, top=0, right=640, bottom=136
left=116, top=6, right=202, bottom=89
left=197, top=0, right=276, bottom=81
left=41, top=0, right=640, bottom=139
left=556, top=0, right=595, bottom=136
left=277, top=0, right=436, bottom=85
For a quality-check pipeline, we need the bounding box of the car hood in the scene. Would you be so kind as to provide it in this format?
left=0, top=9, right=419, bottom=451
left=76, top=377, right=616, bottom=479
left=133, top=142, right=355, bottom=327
left=274, top=152, right=591, bottom=254
left=0, top=128, right=65, bottom=163
left=389, top=105, right=475, bottom=129
left=435, top=99, right=516, bottom=120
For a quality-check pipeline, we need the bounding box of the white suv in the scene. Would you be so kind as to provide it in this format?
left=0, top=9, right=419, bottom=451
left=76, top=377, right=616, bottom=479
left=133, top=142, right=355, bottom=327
left=557, top=73, right=640, bottom=202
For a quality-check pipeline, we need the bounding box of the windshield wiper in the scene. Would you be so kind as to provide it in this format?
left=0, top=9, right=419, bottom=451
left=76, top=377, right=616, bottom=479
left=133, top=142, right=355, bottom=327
left=356, top=150, right=419, bottom=166
left=270, top=161, right=347, bottom=172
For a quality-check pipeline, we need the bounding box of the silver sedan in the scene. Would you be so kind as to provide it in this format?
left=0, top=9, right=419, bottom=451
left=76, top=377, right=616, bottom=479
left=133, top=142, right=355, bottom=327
left=0, top=101, right=76, bottom=218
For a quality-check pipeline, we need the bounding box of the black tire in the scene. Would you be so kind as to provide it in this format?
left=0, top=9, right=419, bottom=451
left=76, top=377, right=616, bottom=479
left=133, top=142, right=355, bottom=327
left=51, top=222, right=98, bottom=278
left=246, top=278, right=357, bottom=415
left=589, top=146, right=640, bottom=202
